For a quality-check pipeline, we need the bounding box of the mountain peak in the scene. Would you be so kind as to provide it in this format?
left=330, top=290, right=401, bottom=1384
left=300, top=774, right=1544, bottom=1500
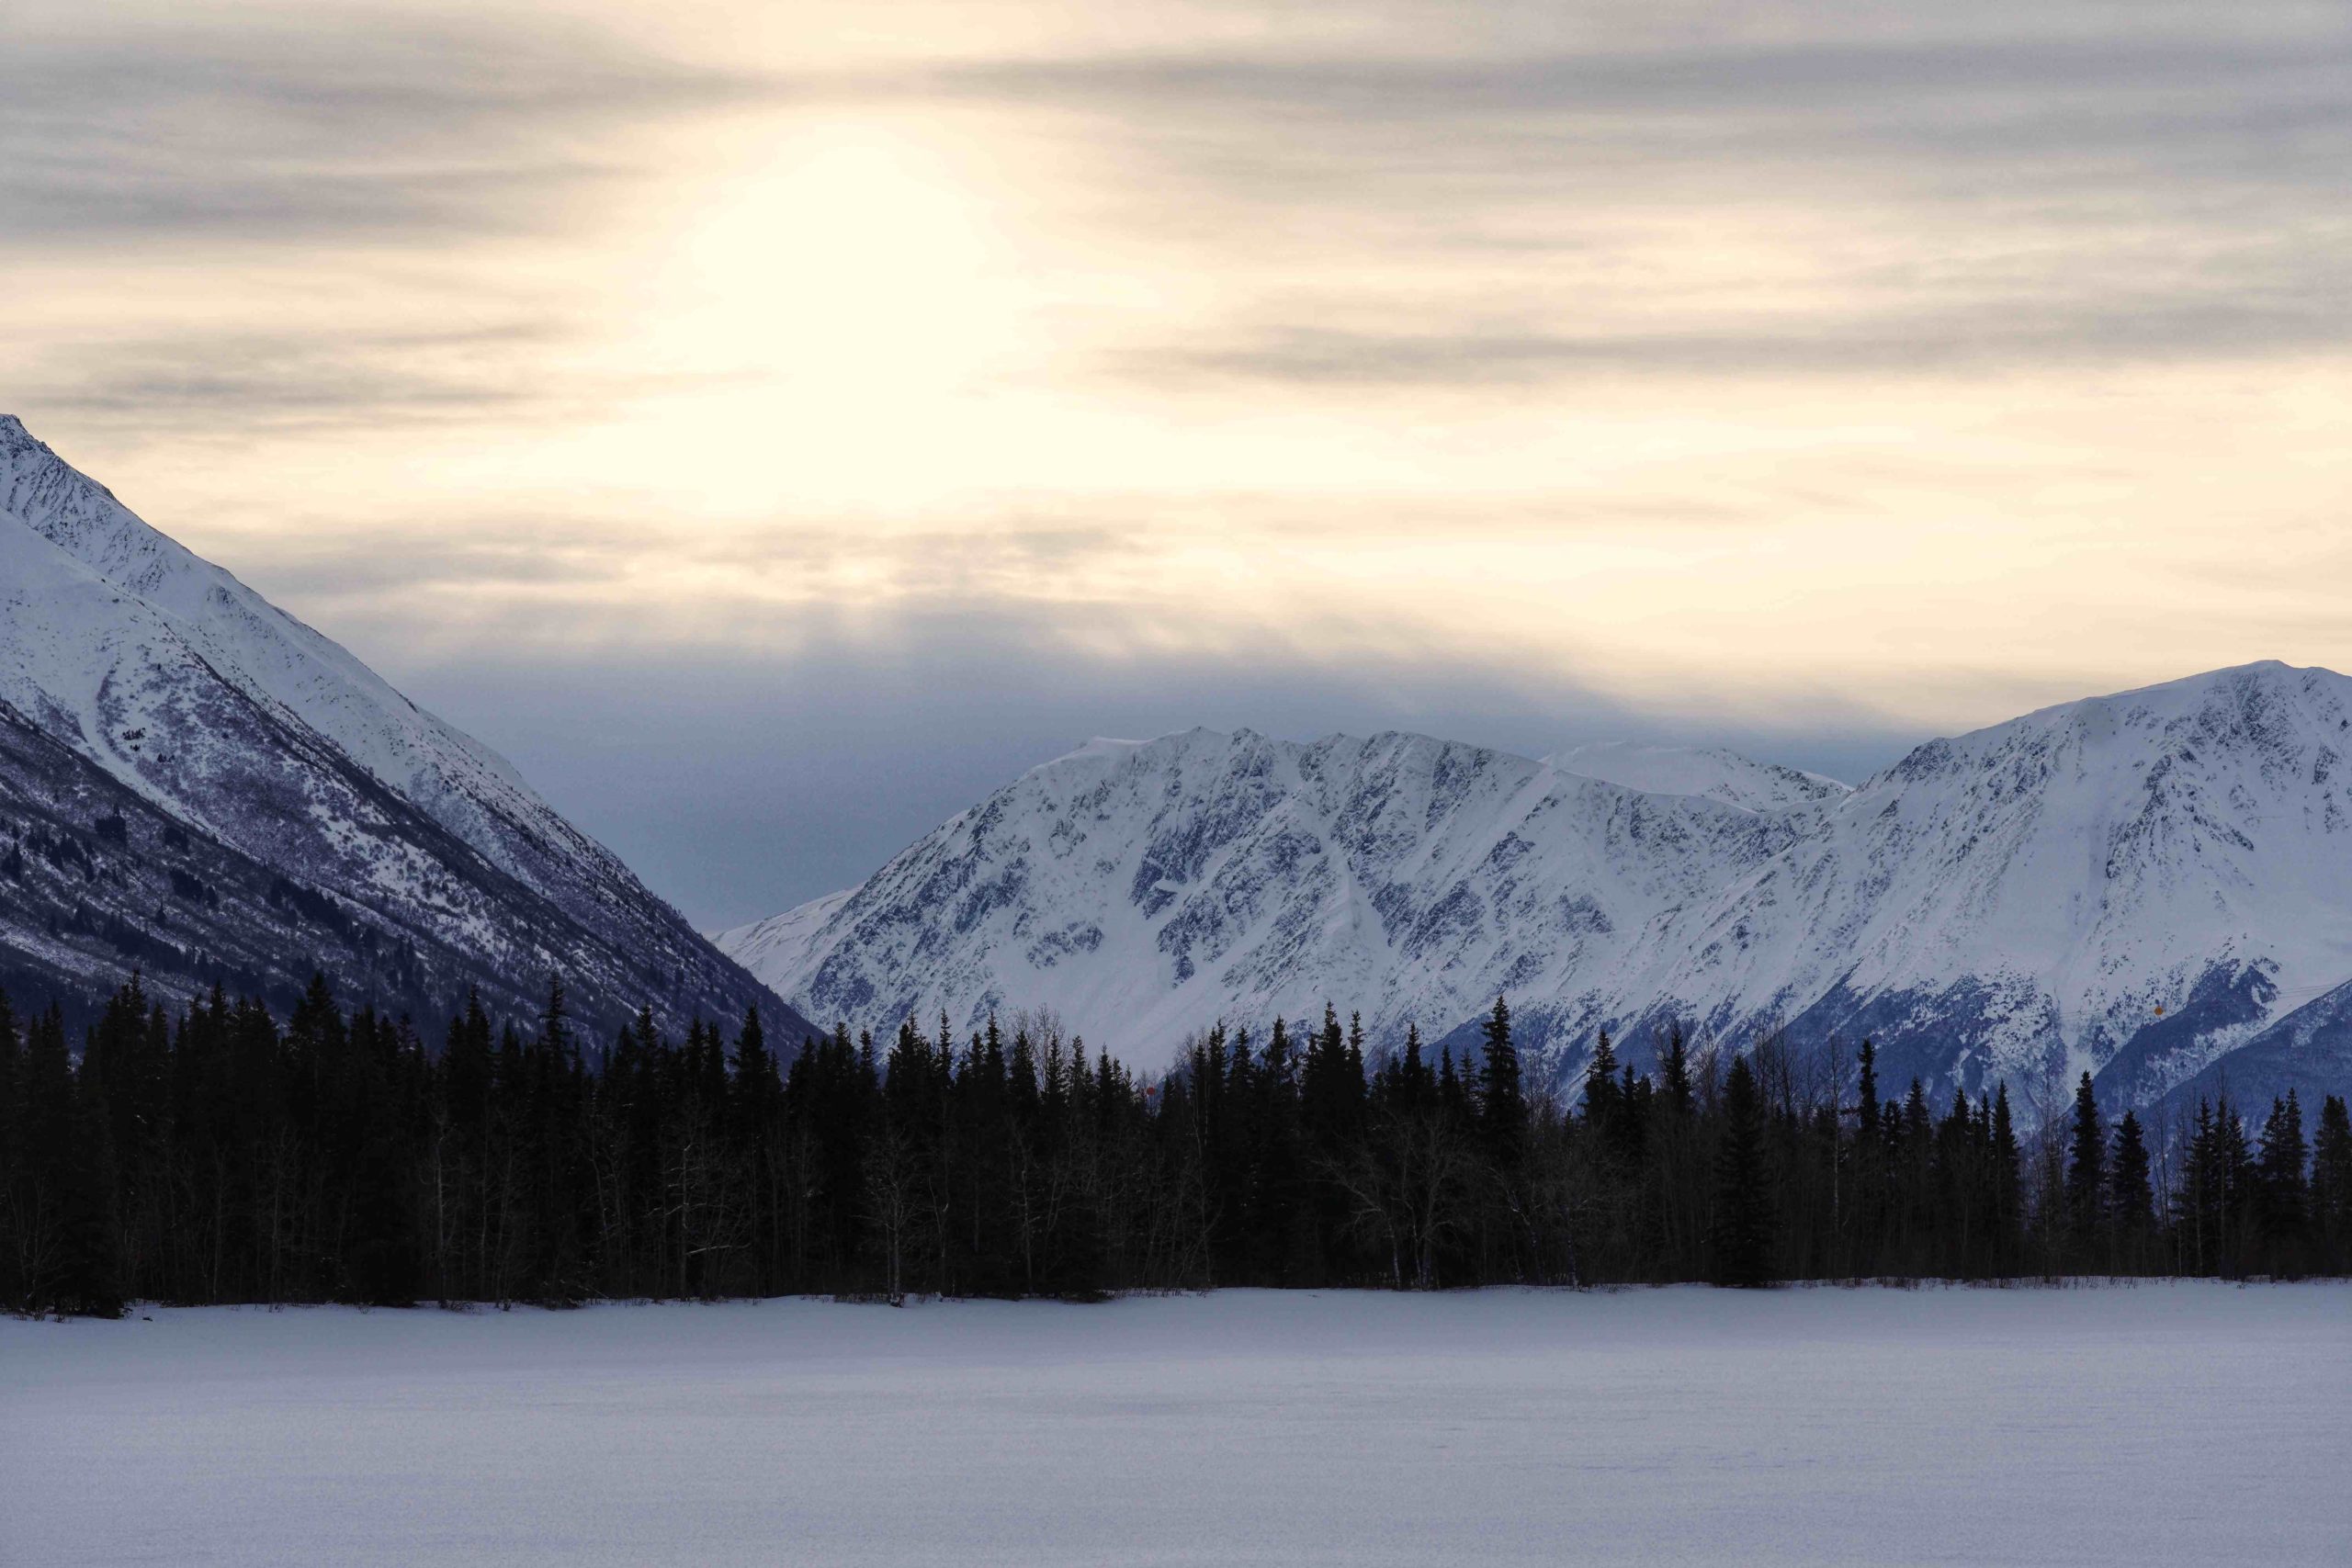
left=2036, top=660, right=2336, bottom=714
left=1547, top=739, right=1849, bottom=814
left=0, top=423, right=802, bottom=1040
left=1, top=415, right=61, bottom=486
left=1934, top=661, right=2349, bottom=750
left=0, top=414, right=68, bottom=477
left=724, top=667, right=2352, bottom=1118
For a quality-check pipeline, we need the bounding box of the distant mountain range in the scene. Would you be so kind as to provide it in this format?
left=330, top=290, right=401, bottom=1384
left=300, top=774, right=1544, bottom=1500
left=0, top=415, right=810, bottom=1043
left=721, top=665, right=2352, bottom=1116
left=10, top=413, right=2344, bottom=1115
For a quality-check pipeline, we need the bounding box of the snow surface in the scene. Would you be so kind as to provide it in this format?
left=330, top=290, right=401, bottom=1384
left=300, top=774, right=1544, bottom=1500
left=1548, top=739, right=1850, bottom=813
left=0, top=414, right=575, bottom=887
left=719, top=665, right=2352, bottom=1110
left=3, top=1284, right=2345, bottom=1567
left=0, top=413, right=786, bottom=1035
left=719, top=727, right=1818, bottom=1071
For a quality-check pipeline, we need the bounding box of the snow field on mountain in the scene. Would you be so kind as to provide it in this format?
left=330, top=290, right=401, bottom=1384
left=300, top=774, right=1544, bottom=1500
left=721, top=726, right=1815, bottom=1071
left=1549, top=738, right=1851, bottom=811
left=723, top=664, right=2352, bottom=1113
left=6, top=1283, right=2346, bottom=1567
left=0, top=415, right=556, bottom=880
left=0, top=412, right=790, bottom=1036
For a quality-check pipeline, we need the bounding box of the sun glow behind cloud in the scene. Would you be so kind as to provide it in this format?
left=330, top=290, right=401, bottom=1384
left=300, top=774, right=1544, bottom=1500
left=629, top=121, right=1042, bottom=506
left=7, top=0, right=2351, bottom=749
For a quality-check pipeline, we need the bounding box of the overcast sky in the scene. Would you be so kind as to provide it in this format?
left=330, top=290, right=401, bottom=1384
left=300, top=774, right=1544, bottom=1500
left=7, top=0, right=2349, bottom=928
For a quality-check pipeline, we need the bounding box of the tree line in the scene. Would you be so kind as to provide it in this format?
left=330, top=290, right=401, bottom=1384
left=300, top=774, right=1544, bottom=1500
left=5, top=976, right=2347, bottom=1316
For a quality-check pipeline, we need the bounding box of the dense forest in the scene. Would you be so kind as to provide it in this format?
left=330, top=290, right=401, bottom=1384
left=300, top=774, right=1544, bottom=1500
left=5, top=974, right=2347, bottom=1316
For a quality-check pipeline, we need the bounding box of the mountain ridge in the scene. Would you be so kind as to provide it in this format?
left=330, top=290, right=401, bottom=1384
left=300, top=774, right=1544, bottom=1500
left=0, top=415, right=812, bottom=1042
left=721, top=663, right=2352, bottom=1115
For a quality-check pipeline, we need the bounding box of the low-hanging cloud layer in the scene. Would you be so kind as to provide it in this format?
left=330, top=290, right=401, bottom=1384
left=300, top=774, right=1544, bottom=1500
left=6, top=0, right=2348, bottom=925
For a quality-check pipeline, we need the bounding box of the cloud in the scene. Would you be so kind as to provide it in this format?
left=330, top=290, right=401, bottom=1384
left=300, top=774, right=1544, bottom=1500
left=8, top=0, right=2350, bottom=920
left=931, top=21, right=2352, bottom=209
left=221, top=509, right=1159, bottom=611
left=390, top=612, right=1925, bottom=927
left=0, top=12, right=777, bottom=243
left=1128, top=290, right=2352, bottom=388
left=20, top=326, right=558, bottom=425
left=913, top=9, right=2351, bottom=388
left=15, top=326, right=765, bottom=442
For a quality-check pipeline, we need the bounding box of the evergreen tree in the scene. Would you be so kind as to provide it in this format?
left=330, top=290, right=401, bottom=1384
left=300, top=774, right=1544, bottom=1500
left=1438, top=1046, right=1471, bottom=1127
left=1988, top=1082, right=2023, bottom=1273
left=0, top=988, right=20, bottom=1306
left=21, top=1006, right=122, bottom=1316
left=1658, top=1023, right=1694, bottom=1118
left=8, top=962, right=2340, bottom=1314
left=2109, top=1111, right=2154, bottom=1270
left=1582, top=1028, right=1621, bottom=1135
left=1476, top=997, right=1526, bottom=1170
left=445, top=988, right=493, bottom=1131
left=1710, top=1055, right=1775, bottom=1287
left=2064, top=1073, right=2106, bottom=1269
left=540, top=976, right=575, bottom=1069
left=2310, top=1095, right=2352, bottom=1273
left=2179, top=1099, right=2222, bottom=1274
left=1854, top=1041, right=1881, bottom=1143
left=1849, top=1040, right=1884, bottom=1268
left=2256, top=1091, right=2309, bottom=1272
left=2215, top=1098, right=2256, bottom=1275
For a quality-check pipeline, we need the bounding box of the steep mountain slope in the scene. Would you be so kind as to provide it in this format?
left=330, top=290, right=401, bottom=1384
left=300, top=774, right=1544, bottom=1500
left=723, top=667, right=2352, bottom=1113
left=0, top=415, right=809, bottom=1042
left=1585, top=663, right=2352, bottom=1108
left=2156, top=976, right=2352, bottom=1130
left=719, top=728, right=1817, bottom=1066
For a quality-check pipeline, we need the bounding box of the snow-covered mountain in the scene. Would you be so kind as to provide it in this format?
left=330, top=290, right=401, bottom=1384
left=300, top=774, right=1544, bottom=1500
left=0, top=414, right=810, bottom=1041
left=721, top=729, right=1820, bottom=1065
left=1548, top=740, right=1849, bottom=814
left=1604, top=662, right=2352, bottom=1109
left=721, top=665, right=2352, bottom=1113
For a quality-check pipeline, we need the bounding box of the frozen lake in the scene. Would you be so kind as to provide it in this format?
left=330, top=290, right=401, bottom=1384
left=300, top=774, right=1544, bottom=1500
left=4, top=1283, right=2346, bottom=1566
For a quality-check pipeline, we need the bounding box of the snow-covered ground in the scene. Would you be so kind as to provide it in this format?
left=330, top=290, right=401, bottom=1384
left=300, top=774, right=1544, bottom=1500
left=4, top=1284, right=2346, bottom=1567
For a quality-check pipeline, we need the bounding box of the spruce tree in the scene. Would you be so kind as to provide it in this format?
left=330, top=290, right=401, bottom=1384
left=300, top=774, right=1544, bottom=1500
left=2310, top=1095, right=2352, bottom=1273
left=1710, top=1055, right=1775, bottom=1287
left=2180, top=1099, right=2221, bottom=1274
left=1988, top=1083, right=2022, bottom=1274
left=1849, top=1041, right=1883, bottom=1267
left=1438, top=1046, right=1471, bottom=1126
left=25, top=954, right=2340, bottom=1309
left=2215, top=1098, right=2255, bottom=1275
left=1397, top=1022, right=1430, bottom=1111
left=1476, top=997, right=1526, bottom=1170
left=540, top=976, right=574, bottom=1069
left=445, top=988, right=493, bottom=1133
left=2256, top=1092, right=2309, bottom=1272
left=1582, top=1028, right=1621, bottom=1134
left=1854, top=1041, right=1881, bottom=1144
left=2109, top=1111, right=2154, bottom=1270
left=2064, top=1073, right=2106, bottom=1269
left=1659, top=1023, right=1694, bottom=1118
left=0, top=988, right=22, bottom=1307
left=22, top=1007, right=123, bottom=1316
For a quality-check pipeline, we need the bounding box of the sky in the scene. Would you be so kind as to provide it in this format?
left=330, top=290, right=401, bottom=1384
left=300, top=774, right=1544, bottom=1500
left=6, top=0, right=2349, bottom=929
